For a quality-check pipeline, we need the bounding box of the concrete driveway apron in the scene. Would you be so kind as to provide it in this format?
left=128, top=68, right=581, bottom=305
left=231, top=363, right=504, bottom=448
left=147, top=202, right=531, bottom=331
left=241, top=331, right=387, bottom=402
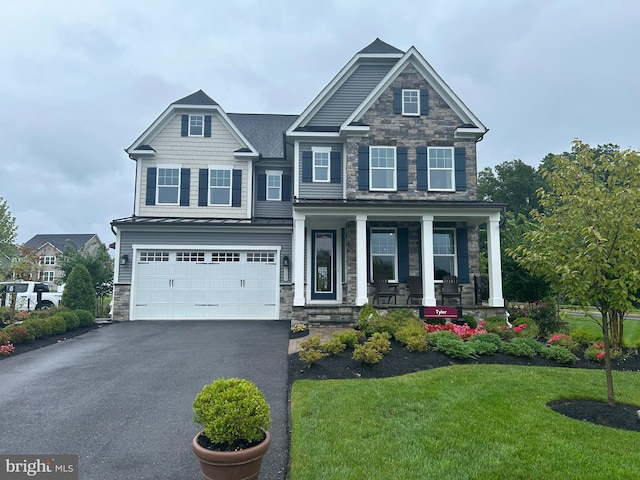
left=0, top=320, right=290, bottom=480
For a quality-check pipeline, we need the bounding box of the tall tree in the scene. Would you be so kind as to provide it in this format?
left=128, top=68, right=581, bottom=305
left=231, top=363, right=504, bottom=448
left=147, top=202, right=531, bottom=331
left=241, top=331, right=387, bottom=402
left=59, top=243, right=113, bottom=292
left=478, top=160, right=544, bottom=217
left=0, top=197, right=17, bottom=270
left=512, top=140, right=640, bottom=405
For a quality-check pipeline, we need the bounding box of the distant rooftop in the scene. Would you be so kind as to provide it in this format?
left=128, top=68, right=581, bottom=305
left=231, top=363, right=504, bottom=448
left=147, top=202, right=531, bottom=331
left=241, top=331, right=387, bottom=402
left=24, top=234, right=98, bottom=252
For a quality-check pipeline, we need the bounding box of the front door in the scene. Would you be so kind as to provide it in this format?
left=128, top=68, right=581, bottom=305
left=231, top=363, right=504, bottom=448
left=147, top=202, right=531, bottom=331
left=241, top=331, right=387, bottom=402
left=311, top=230, right=336, bottom=300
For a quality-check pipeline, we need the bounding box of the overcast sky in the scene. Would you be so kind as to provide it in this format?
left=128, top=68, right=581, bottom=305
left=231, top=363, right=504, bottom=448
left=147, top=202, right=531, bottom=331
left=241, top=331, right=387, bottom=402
left=1, top=0, right=638, bottom=247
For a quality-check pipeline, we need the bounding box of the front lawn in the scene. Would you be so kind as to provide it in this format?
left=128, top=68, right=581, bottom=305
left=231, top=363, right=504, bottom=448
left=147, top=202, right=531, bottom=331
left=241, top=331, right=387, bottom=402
left=290, top=365, right=640, bottom=479
left=565, top=314, right=640, bottom=346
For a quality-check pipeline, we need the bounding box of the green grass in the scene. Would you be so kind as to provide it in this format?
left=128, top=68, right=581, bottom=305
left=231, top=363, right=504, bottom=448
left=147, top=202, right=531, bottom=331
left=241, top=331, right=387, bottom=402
left=564, top=314, right=640, bottom=346
left=290, top=365, right=640, bottom=479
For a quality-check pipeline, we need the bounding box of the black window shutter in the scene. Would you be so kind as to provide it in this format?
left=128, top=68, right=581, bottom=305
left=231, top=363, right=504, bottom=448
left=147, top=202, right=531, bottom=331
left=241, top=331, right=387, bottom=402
left=302, top=151, right=312, bottom=183
left=456, top=228, right=469, bottom=283
left=145, top=167, right=157, bottom=205
left=455, top=147, right=467, bottom=191
left=282, top=174, right=291, bottom=201
left=330, top=151, right=341, bottom=183
left=416, top=147, right=428, bottom=190
left=358, top=145, right=369, bottom=190
left=393, top=88, right=402, bottom=114
left=257, top=174, right=266, bottom=201
left=204, top=115, right=212, bottom=137
left=398, top=227, right=409, bottom=283
left=420, top=89, right=429, bottom=115
left=397, top=147, right=408, bottom=191
left=198, top=169, right=208, bottom=206
left=179, top=168, right=190, bottom=206
left=232, top=170, right=242, bottom=207
left=181, top=115, right=188, bottom=137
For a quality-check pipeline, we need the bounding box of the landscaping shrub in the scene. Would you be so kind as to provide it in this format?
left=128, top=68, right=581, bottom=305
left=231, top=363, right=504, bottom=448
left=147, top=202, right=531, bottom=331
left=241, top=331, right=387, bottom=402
left=366, top=309, right=417, bottom=336
left=61, top=264, right=96, bottom=312
left=322, top=336, right=347, bottom=355
left=426, top=330, right=460, bottom=348
left=74, top=309, right=94, bottom=327
left=334, top=329, right=361, bottom=348
left=483, top=316, right=514, bottom=339
left=570, top=328, right=601, bottom=346
left=584, top=342, right=622, bottom=363
left=59, top=311, right=80, bottom=330
left=466, top=333, right=502, bottom=355
left=425, top=321, right=487, bottom=340
left=509, top=301, right=564, bottom=336
left=25, top=318, right=52, bottom=338
left=512, top=318, right=540, bottom=339
left=4, top=324, right=35, bottom=344
left=0, top=307, right=11, bottom=324
left=541, top=345, right=578, bottom=364
left=352, top=344, right=384, bottom=364
left=432, top=336, right=475, bottom=359
left=499, top=338, right=542, bottom=358
left=48, top=315, right=67, bottom=335
left=547, top=333, right=578, bottom=352
left=356, top=304, right=379, bottom=333
left=463, top=314, right=478, bottom=329
left=367, top=332, right=392, bottom=354
left=395, top=320, right=428, bottom=352
left=299, top=336, right=327, bottom=367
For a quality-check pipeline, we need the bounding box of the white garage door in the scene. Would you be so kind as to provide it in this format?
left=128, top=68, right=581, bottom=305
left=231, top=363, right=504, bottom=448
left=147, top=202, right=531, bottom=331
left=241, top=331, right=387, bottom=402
left=132, top=249, right=279, bottom=320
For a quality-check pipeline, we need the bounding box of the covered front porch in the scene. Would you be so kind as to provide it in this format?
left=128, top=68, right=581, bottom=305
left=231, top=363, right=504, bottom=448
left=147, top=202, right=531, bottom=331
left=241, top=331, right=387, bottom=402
left=289, top=201, right=504, bottom=322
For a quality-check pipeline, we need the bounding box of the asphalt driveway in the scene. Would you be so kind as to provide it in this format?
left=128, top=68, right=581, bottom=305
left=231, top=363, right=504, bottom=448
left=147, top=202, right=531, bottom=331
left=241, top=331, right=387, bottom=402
left=0, top=321, right=291, bottom=479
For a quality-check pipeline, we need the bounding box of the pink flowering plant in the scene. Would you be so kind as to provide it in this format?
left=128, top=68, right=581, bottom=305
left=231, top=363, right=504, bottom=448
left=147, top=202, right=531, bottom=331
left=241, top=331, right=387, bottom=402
left=584, top=342, right=622, bottom=363
left=425, top=321, right=487, bottom=340
left=547, top=333, right=578, bottom=352
left=0, top=343, right=15, bottom=356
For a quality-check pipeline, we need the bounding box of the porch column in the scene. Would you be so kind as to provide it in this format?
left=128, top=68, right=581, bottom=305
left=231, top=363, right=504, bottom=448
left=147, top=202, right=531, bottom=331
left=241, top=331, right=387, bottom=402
left=487, top=213, right=504, bottom=307
left=420, top=215, right=437, bottom=305
left=355, top=215, right=368, bottom=305
left=293, top=214, right=306, bottom=306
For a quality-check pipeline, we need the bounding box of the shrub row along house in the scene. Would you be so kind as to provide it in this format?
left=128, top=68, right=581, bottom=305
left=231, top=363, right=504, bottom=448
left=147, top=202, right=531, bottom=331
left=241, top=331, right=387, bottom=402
left=111, top=39, right=505, bottom=322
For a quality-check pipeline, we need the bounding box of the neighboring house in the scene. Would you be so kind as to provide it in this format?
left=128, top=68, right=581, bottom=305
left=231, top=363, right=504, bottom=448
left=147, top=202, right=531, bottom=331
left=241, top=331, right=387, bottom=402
left=111, top=38, right=505, bottom=322
left=23, top=234, right=103, bottom=290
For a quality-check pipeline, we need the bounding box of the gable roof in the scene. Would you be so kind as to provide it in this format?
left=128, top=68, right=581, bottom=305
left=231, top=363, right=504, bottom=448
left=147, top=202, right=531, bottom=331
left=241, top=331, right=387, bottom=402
left=288, top=39, right=486, bottom=138
left=228, top=113, right=297, bottom=158
left=24, top=234, right=99, bottom=253
left=127, top=91, right=259, bottom=157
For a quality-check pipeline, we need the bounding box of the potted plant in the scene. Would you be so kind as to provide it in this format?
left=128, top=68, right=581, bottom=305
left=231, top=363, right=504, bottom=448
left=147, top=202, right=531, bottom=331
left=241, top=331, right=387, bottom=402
left=192, top=377, right=272, bottom=480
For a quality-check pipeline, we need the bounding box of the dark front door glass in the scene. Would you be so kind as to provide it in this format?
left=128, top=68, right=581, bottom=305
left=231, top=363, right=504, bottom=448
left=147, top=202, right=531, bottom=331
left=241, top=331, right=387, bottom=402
left=312, top=231, right=336, bottom=300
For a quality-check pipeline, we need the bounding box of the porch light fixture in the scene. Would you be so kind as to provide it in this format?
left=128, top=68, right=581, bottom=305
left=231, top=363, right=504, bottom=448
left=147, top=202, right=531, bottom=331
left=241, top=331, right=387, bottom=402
left=282, top=255, right=290, bottom=282
left=120, top=254, right=129, bottom=265
left=282, top=255, right=289, bottom=267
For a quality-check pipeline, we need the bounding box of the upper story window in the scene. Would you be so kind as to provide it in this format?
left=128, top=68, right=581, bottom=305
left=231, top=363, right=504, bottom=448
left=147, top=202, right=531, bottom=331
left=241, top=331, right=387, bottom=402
left=370, top=228, right=397, bottom=282
left=157, top=166, right=180, bottom=204
left=370, top=146, right=396, bottom=191
left=312, top=147, right=331, bottom=182
left=189, top=115, right=204, bottom=136
left=41, top=256, right=56, bottom=265
left=266, top=170, right=282, bottom=201
left=433, top=229, right=456, bottom=280
left=428, top=147, right=455, bottom=191
left=209, top=167, right=232, bottom=205
left=402, top=89, right=419, bottom=115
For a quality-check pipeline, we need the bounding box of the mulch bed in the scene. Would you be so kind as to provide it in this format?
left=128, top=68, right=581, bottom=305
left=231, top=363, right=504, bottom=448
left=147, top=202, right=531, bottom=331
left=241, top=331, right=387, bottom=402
left=289, top=337, right=640, bottom=433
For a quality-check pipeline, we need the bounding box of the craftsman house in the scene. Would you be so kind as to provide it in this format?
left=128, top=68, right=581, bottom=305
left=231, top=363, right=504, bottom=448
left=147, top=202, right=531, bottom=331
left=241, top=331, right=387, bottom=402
left=111, top=39, right=504, bottom=321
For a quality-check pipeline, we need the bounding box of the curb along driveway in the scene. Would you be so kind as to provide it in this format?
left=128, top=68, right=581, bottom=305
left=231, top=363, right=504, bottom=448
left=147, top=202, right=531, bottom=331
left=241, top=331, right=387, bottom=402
left=0, top=320, right=290, bottom=479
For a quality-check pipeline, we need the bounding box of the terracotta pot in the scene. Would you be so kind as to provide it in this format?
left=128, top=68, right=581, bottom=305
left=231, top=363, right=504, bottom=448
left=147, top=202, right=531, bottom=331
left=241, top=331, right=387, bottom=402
left=192, top=430, right=271, bottom=480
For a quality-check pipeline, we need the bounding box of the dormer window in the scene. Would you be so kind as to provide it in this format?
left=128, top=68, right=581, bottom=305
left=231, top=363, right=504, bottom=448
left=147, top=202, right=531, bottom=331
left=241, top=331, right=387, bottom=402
left=402, top=89, right=419, bottom=115
left=189, top=115, right=204, bottom=136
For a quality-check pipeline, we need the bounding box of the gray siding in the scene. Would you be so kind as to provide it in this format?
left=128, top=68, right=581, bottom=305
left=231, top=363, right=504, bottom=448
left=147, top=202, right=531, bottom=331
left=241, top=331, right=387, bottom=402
left=298, top=142, right=343, bottom=199
left=117, top=229, right=292, bottom=283
left=254, top=166, right=293, bottom=218
left=306, top=62, right=396, bottom=127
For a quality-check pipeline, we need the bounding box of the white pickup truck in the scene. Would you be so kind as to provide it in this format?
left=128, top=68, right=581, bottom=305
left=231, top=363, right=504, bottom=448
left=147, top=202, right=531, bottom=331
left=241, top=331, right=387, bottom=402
left=0, top=281, right=63, bottom=311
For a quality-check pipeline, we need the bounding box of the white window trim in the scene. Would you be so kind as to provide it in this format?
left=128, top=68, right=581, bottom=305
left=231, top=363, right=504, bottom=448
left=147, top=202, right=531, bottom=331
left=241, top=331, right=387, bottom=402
left=266, top=170, right=282, bottom=201
left=433, top=228, right=457, bottom=281
left=370, top=228, right=398, bottom=283
left=208, top=165, right=233, bottom=206
left=42, top=271, right=55, bottom=282
left=369, top=146, right=397, bottom=191
left=41, top=256, right=56, bottom=265
left=189, top=114, right=204, bottom=137
left=312, top=146, right=331, bottom=183
left=402, top=89, right=420, bottom=116
left=428, top=147, right=455, bottom=192
left=156, top=164, right=181, bottom=205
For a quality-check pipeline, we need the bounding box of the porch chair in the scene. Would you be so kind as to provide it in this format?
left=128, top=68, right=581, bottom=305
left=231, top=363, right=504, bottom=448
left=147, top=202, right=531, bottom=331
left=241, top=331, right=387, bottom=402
left=373, top=278, right=397, bottom=305
left=405, top=276, right=423, bottom=304
left=440, top=275, right=463, bottom=305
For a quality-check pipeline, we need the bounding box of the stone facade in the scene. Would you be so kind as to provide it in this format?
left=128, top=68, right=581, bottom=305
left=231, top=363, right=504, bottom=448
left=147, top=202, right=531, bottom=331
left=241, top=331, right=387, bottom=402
left=112, top=283, right=131, bottom=321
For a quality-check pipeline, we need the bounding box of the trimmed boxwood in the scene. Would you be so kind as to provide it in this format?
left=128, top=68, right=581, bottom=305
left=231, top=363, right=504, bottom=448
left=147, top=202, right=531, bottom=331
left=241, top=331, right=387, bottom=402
left=59, top=311, right=80, bottom=330
left=74, top=310, right=94, bottom=327
left=48, top=315, right=67, bottom=334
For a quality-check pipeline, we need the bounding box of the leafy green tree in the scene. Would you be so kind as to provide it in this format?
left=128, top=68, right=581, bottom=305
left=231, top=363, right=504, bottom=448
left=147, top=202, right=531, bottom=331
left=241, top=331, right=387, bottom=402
left=60, top=244, right=113, bottom=308
left=0, top=197, right=17, bottom=279
left=478, top=160, right=543, bottom=217
left=10, top=246, right=40, bottom=281
left=512, top=140, right=640, bottom=405
left=61, top=264, right=96, bottom=312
